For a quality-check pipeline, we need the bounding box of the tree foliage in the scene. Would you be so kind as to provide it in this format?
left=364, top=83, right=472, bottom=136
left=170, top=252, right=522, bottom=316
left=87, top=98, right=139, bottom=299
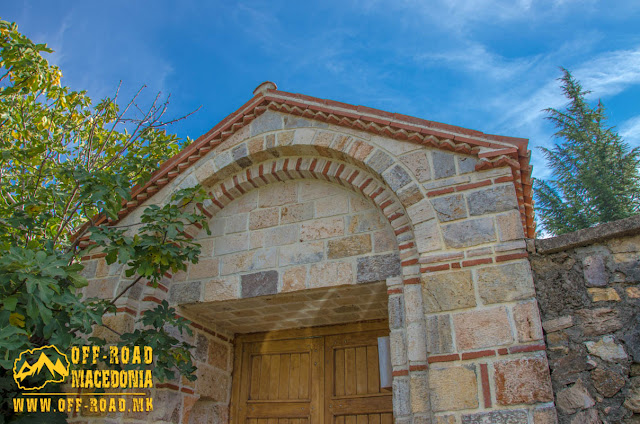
left=0, top=19, right=208, bottom=421
left=534, top=68, right=640, bottom=235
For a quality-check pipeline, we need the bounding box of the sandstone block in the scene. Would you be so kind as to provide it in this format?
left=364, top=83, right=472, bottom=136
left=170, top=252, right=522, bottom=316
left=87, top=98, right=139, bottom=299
left=390, top=329, right=407, bottom=366
left=542, top=315, right=574, bottom=333
left=315, top=194, right=348, bottom=217
left=426, top=314, right=454, bottom=354
left=397, top=183, right=424, bottom=207
left=457, top=156, right=478, bottom=174
left=432, top=151, right=456, bottom=179
left=462, top=410, right=528, bottom=424
left=584, top=335, right=627, bottom=362
left=476, top=261, right=535, bottom=304
left=392, top=377, right=411, bottom=417
left=280, top=241, right=324, bottom=266
left=365, top=149, right=394, bottom=174
left=258, top=182, right=297, bottom=207
left=221, top=248, right=277, bottom=275
left=214, top=233, right=248, bottom=255
left=309, top=261, right=353, bottom=288
left=533, top=406, right=559, bottom=424
left=373, top=229, right=397, bottom=252
left=401, top=151, right=431, bottom=182
left=347, top=210, right=384, bottom=233
left=587, top=287, right=621, bottom=302
left=195, top=364, right=230, bottom=401
left=202, top=277, right=238, bottom=301
left=241, top=270, right=278, bottom=298
left=432, top=194, right=467, bottom=222
left=467, top=185, right=518, bottom=216
left=356, top=253, right=401, bottom=283
left=231, top=143, right=252, bottom=168
left=406, top=198, right=436, bottom=224
left=429, top=365, right=478, bottom=412
left=410, top=374, right=429, bottom=413
left=627, top=287, right=640, bottom=298
left=250, top=111, right=282, bottom=136
left=280, top=202, right=314, bottom=224
left=422, top=270, right=476, bottom=313
left=442, top=217, right=496, bottom=248
left=281, top=265, right=307, bottom=292
left=569, top=408, right=601, bottom=424
left=328, top=234, right=372, bottom=259
left=494, top=357, right=554, bottom=406
left=406, top=321, right=427, bottom=362
left=188, top=258, right=220, bottom=280
left=300, top=216, right=344, bottom=240
left=265, top=224, right=299, bottom=246
left=383, top=164, right=412, bottom=190
left=556, top=379, right=595, bottom=414
left=454, top=306, right=512, bottom=350
left=388, top=295, right=405, bottom=329
left=249, top=207, right=279, bottom=230
left=414, top=219, right=442, bottom=253
left=591, top=367, right=625, bottom=397
left=169, top=281, right=202, bottom=304
left=576, top=307, right=622, bottom=336
left=513, top=300, right=544, bottom=342
left=497, top=210, right=525, bottom=241
left=207, top=339, right=230, bottom=371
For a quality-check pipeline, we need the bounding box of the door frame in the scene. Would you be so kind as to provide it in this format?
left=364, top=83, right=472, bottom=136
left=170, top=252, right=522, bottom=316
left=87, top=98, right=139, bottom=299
left=230, top=319, right=390, bottom=424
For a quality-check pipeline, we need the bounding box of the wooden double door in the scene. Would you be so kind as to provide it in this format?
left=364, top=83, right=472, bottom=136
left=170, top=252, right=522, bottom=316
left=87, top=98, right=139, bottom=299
left=231, top=321, right=393, bottom=424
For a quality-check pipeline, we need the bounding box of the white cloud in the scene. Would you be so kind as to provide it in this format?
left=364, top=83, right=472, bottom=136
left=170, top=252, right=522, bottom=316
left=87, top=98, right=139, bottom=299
left=620, top=115, right=640, bottom=146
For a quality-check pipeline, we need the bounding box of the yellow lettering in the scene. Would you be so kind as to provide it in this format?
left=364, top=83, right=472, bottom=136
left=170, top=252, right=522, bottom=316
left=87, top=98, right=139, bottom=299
left=144, top=370, right=153, bottom=388
left=108, top=398, right=116, bottom=412
left=132, top=346, right=141, bottom=364
left=94, top=371, right=101, bottom=388
left=57, top=398, right=65, bottom=413
left=12, top=398, right=24, bottom=413
left=99, top=398, right=106, bottom=412
left=144, top=346, right=153, bottom=364
left=146, top=397, right=153, bottom=412
left=132, top=397, right=143, bottom=412
left=89, top=398, right=97, bottom=412
left=111, top=370, right=119, bottom=388
left=121, top=346, right=130, bottom=364
left=71, top=346, right=80, bottom=364
left=71, top=370, right=83, bottom=388
left=82, top=346, right=90, bottom=364
left=118, top=398, right=126, bottom=412
left=39, top=398, right=51, bottom=413
left=127, top=370, right=138, bottom=388
left=109, top=346, right=119, bottom=364
left=85, top=370, right=94, bottom=389
left=92, top=345, right=101, bottom=364
left=102, top=369, right=109, bottom=388
left=119, top=370, right=128, bottom=388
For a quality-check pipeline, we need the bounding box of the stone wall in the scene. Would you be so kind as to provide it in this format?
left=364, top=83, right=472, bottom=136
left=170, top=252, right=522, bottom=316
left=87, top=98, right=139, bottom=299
left=530, top=216, right=640, bottom=424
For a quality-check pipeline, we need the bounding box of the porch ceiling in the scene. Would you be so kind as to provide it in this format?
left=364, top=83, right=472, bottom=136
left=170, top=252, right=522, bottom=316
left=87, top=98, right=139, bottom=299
left=179, top=281, right=389, bottom=334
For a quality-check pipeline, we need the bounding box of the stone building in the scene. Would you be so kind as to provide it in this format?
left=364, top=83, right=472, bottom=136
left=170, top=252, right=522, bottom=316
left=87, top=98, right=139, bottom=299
left=77, top=82, right=558, bottom=423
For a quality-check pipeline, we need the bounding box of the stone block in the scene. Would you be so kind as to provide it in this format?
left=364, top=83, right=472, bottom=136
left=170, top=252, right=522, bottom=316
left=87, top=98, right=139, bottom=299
left=347, top=210, right=384, bottom=233
left=569, top=408, right=601, bottom=424
left=202, top=277, right=238, bottom=301
left=214, top=233, right=248, bottom=255
left=300, top=217, right=344, bottom=240
left=221, top=248, right=277, bottom=275
left=219, top=190, right=258, bottom=216
left=584, top=335, right=627, bottom=362
left=249, top=207, right=279, bottom=230
left=356, top=253, right=402, bottom=283
left=390, top=329, right=407, bottom=366
left=397, top=183, right=424, bottom=207
left=392, top=377, right=411, bottom=417
left=383, top=164, right=412, bottom=191
left=315, top=194, right=348, bottom=217
left=587, top=287, right=621, bottom=302
left=406, top=321, right=427, bottom=362
left=280, top=202, right=314, bottom=224
left=533, top=406, right=558, bottom=424
left=442, top=217, right=496, bottom=248
left=497, top=210, right=525, bottom=241
left=401, top=151, right=431, bottom=182
left=513, top=300, right=543, bottom=342
left=429, top=365, right=478, bottom=412
left=414, top=220, right=442, bottom=252
left=365, top=149, right=394, bottom=174
left=462, top=410, right=528, bottom=424
left=627, top=287, right=640, bottom=298
left=328, top=234, right=372, bottom=259
left=188, top=258, right=220, bottom=280
left=476, top=261, right=535, bottom=304
left=426, top=314, right=454, bottom=354
left=308, top=261, right=353, bottom=288
left=542, top=315, right=574, bottom=333
left=281, top=265, right=307, bottom=292
left=467, top=185, right=518, bottom=216
left=454, top=306, right=512, bottom=350
left=410, top=373, right=429, bottom=413
left=194, top=333, right=209, bottom=362
left=195, top=364, right=230, bottom=401
left=280, top=241, right=324, bottom=266
left=169, top=281, right=202, bottom=304
left=241, top=270, right=278, bottom=298
left=422, top=270, right=476, bottom=313
left=299, top=181, right=337, bottom=201
left=576, top=307, right=622, bottom=336
left=434, top=415, right=456, bottom=424
left=432, top=151, right=456, bottom=179
left=258, top=182, right=297, bottom=207
left=373, top=229, right=397, bottom=252
left=231, top=143, right=252, bottom=168
left=591, top=367, right=625, bottom=397
left=457, top=156, right=478, bottom=174
left=555, top=379, right=595, bottom=414
left=432, top=193, right=467, bottom=222
left=583, top=255, right=608, bottom=287
left=494, top=357, right=554, bottom=405
left=93, top=314, right=135, bottom=343
left=207, top=338, right=230, bottom=371
left=265, top=224, right=299, bottom=246
left=388, top=295, right=405, bottom=329
left=407, top=198, right=436, bottom=224
left=250, top=111, right=283, bottom=136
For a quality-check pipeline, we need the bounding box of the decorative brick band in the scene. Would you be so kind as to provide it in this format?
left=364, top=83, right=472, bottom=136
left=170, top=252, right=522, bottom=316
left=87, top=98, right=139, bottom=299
left=427, top=354, right=460, bottom=363
left=479, top=363, right=492, bottom=408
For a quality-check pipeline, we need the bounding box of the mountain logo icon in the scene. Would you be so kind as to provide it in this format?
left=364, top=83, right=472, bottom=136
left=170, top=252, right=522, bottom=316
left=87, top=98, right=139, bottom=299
left=13, top=345, right=70, bottom=390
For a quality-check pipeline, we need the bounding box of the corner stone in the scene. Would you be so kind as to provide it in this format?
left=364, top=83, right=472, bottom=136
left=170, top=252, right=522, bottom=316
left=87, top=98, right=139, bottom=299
left=241, top=270, right=278, bottom=298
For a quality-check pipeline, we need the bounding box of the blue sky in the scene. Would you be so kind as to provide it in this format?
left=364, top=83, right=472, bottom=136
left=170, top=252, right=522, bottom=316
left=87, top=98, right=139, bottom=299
left=5, top=1, right=640, bottom=179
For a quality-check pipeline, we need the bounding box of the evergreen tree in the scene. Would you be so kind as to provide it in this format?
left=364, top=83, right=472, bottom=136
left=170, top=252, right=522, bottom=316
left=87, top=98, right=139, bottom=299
left=534, top=68, right=640, bottom=235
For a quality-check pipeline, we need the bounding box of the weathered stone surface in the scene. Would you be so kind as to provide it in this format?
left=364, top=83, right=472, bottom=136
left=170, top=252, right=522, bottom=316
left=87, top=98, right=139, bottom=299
left=347, top=211, right=384, bottom=234
left=356, top=253, right=401, bottom=283
left=576, top=307, right=623, bottom=336
left=623, top=315, right=640, bottom=362
left=432, top=151, right=456, bottom=179
left=388, top=295, right=405, bottom=329
left=366, top=149, right=394, bottom=174
left=249, top=207, right=279, bottom=230
left=434, top=415, right=456, bottom=424
left=583, top=255, right=608, bottom=287
left=585, top=335, right=628, bottom=362
left=627, top=287, right=640, bottom=298
left=328, top=234, right=372, bottom=259
left=265, top=224, right=299, bottom=246
left=207, top=338, right=229, bottom=371
left=221, top=248, right=277, bottom=275
left=494, top=357, right=554, bottom=405
left=281, top=265, right=307, bottom=292
left=476, top=261, right=536, bottom=304
left=458, top=156, right=478, bottom=174
left=569, top=408, right=602, bottom=424
left=625, top=383, right=640, bottom=413
left=556, top=379, right=595, bottom=414
left=442, top=217, right=496, bottom=248
left=513, top=300, right=544, bottom=342
left=169, top=281, right=202, bottom=304
left=202, top=277, right=238, bottom=301
left=550, top=352, right=593, bottom=385
left=280, top=202, right=314, bottom=224
left=250, top=111, right=282, bottom=136
left=240, top=270, right=278, bottom=298
left=195, top=364, right=230, bottom=401
left=384, top=164, right=412, bottom=190
left=401, top=151, right=431, bottom=182
left=315, top=194, right=348, bottom=217
left=432, top=194, right=467, bottom=222
left=309, top=261, right=353, bottom=287
left=397, top=183, right=424, bottom=207
left=426, top=314, right=454, bottom=354
left=429, top=366, right=478, bottom=412
left=214, top=233, right=249, bottom=255
left=414, top=219, right=442, bottom=252
left=467, top=185, right=518, bottom=216
left=497, top=210, right=525, bottom=241
left=591, top=367, right=625, bottom=397
left=410, top=373, right=429, bottom=413
left=542, top=315, right=574, bottom=333
left=454, top=306, right=513, bottom=350
left=373, top=229, right=397, bottom=252
left=587, top=287, right=621, bottom=302
left=462, top=409, right=529, bottom=424
left=280, top=242, right=324, bottom=266
left=533, top=406, right=559, bottom=424
left=258, top=182, right=297, bottom=207
left=422, top=270, right=476, bottom=313
left=300, top=216, right=344, bottom=240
